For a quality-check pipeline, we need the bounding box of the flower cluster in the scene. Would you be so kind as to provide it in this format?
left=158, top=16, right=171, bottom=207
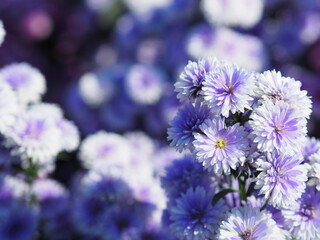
left=165, top=57, right=320, bottom=240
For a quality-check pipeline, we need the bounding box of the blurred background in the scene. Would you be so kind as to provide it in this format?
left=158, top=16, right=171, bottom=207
left=0, top=0, right=320, bottom=239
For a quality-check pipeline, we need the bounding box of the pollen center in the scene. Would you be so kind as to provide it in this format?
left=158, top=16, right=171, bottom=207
left=274, top=124, right=285, bottom=133
left=216, top=139, right=226, bottom=149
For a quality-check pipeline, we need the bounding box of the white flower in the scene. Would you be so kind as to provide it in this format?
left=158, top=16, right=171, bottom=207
left=0, top=20, right=6, bottom=47
left=0, top=63, right=46, bottom=105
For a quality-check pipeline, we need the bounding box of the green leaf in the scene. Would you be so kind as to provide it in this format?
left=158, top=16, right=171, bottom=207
left=212, top=189, right=237, bottom=206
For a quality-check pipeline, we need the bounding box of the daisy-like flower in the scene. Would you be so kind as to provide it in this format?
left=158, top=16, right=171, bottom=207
left=202, top=63, right=255, bottom=118
left=167, top=101, right=213, bottom=153
left=175, top=57, right=219, bottom=102
left=201, top=0, right=264, bottom=29
left=255, top=153, right=307, bottom=209
left=249, top=101, right=307, bottom=155
left=217, top=207, right=286, bottom=240
left=282, top=187, right=320, bottom=240
left=302, top=137, right=320, bottom=162
left=0, top=82, right=19, bottom=134
left=306, top=162, right=320, bottom=191
left=170, top=186, right=227, bottom=240
left=28, top=103, right=80, bottom=152
left=79, top=131, right=131, bottom=176
left=0, top=62, right=46, bottom=105
left=255, top=70, right=312, bottom=118
left=193, top=118, right=249, bottom=174
left=125, top=64, right=164, bottom=105
left=0, top=20, right=5, bottom=47
left=4, top=110, right=61, bottom=169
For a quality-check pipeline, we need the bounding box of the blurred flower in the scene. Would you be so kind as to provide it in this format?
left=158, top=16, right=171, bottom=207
left=193, top=118, right=249, bottom=174
left=0, top=63, right=46, bottom=105
left=79, top=131, right=131, bottom=176
left=125, top=64, right=164, bottom=105
left=201, top=0, right=264, bottom=28
left=0, top=20, right=5, bottom=46
left=169, top=186, right=227, bottom=240
left=217, top=207, right=286, bottom=240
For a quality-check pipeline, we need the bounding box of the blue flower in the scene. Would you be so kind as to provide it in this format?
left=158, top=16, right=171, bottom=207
left=160, top=155, right=213, bottom=201
left=167, top=100, right=213, bottom=152
left=169, top=186, right=227, bottom=240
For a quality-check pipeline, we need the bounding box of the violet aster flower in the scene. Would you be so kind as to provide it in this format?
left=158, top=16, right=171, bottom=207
left=169, top=186, right=227, bottom=240
left=282, top=187, right=320, bottom=240
left=0, top=62, right=46, bottom=105
left=249, top=101, right=307, bottom=155
left=202, top=63, right=255, bottom=118
left=255, top=70, right=312, bottom=118
left=193, top=118, right=250, bottom=174
left=167, top=101, right=213, bottom=152
left=217, top=207, right=286, bottom=240
left=302, top=137, right=320, bottom=162
left=255, top=153, right=307, bottom=209
left=175, top=57, right=219, bottom=102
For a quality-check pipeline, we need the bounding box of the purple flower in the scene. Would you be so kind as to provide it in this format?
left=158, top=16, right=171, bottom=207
left=249, top=101, right=307, bottom=155
left=217, top=207, right=286, bottom=240
left=175, top=58, right=219, bottom=102
left=255, top=153, right=307, bottom=209
left=202, top=63, right=255, bottom=118
left=169, top=186, right=227, bottom=240
left=282, top=187, right=320, bottom=240
left=302, top=137, right=320, bottom=162
left=167, top=101, right=213, bottom=152
left=193, top=118, right=250, bottom=174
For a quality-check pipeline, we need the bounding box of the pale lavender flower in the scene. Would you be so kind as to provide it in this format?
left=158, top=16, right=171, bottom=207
left=175, top=57, right=219, bottom=102
left=255, top=153, right=307, bottom=209
left=306, top=162, right=320, bottom=191
left=4, top=110, right=61, bottom=170
left=0, top=63, right=46, bottom=105
left=202, top=63, right=255, bottom=118
left=125, top=64, right=164, bottom=105
left=302, top=137, right=320, bottom=162
left=0, top=82, right=19, bottom=134
left=167, top=101, right=213, bottom=153
left=255, top=70, right=312, bottom=118
left=217, top=207, right=286, bottom=240
left=249, top=101, right=307, bottom=155
left=79, top=131, right=131, bottom=176
left=282, top=187, right=320, bottom=240
left=193, top=118, right=249, bottom=174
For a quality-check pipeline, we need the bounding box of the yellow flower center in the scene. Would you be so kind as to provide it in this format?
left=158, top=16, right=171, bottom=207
left=274, top=124, right=285, bottom=133
left=216, top=139, right=226, bottom=149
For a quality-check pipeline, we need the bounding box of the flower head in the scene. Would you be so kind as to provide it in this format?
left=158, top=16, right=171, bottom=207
left=167, top=101, right=213, bottom=152
left=217, top=207, right=286, bottom=240
left=0, top=20, right=5, bottom=46
left=0, top=63, right=46, bottom=105
left=79, top=131, right=131, bottom=176
left=193, top=118, right=249, bottom=174
left=282, top=187, right=320, bottom=240
left=249, top=101, right=307, bottom=155
left=175, top=57, right=219, bottom=102
left=170, top=186, right=227, bottom=240
left=255, top=153, right=307, bottom=209
left=255, top=70, right=312, bottom=118
left=202, top=63, right=255, bottom=118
